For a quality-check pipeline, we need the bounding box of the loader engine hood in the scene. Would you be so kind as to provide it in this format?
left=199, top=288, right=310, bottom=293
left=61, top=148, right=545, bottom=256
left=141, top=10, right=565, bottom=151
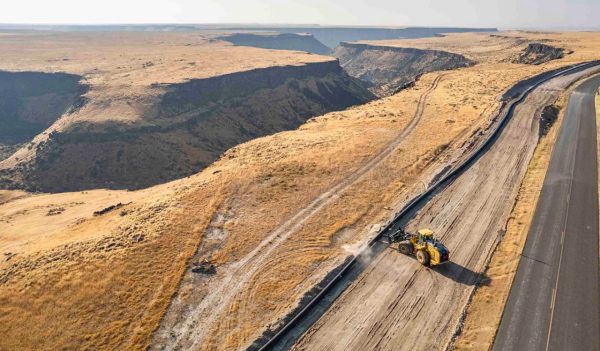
left=434, top=242, right=450, bottom=261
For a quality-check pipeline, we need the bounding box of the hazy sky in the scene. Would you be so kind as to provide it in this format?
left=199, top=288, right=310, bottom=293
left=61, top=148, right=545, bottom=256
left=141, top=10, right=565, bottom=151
left=1, top=0, right=598, bottom=29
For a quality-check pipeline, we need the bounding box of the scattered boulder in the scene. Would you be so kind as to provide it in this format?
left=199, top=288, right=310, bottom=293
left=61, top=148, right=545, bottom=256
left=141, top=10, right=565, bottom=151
left=93, top=202, right=125, bottom=216
left=192, top=259, right=217, bottom=275
left=47, top=207, right=65, bottom=216
left=540, top=105, right=560, bottom=136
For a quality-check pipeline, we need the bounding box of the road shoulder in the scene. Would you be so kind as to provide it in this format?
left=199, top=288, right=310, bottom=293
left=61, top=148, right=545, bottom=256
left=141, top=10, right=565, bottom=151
left=596, top=87, right=600, bottom=256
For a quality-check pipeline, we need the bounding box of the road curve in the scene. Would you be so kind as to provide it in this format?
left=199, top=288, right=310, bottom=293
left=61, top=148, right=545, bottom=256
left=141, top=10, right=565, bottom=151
left=493, top=75, right=600, bottom=351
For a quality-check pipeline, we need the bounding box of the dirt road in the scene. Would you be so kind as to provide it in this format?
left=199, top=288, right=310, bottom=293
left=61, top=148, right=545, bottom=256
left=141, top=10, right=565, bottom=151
left=292, top=66, right=600, bottom=351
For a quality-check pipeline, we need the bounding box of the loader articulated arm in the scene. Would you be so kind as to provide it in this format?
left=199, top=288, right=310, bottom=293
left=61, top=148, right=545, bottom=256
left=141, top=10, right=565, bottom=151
left=387, top=228, right=411, bottom=243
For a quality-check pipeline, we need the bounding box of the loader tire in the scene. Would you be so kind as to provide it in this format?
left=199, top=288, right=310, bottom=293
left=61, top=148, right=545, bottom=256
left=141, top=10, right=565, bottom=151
left=416, top=250, right=430, bottom=266
left=398, top=241, right=413, bottom=255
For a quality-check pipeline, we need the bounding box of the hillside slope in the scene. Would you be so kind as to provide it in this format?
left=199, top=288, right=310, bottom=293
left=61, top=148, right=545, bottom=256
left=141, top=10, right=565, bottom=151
left=0, top=32, right=372, bottom=192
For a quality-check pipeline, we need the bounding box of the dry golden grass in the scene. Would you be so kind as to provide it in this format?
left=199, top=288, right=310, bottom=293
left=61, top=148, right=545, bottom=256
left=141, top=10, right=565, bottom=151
left=366, top=32, right=527, bottom=63
left=3, top=32, right=600, bottom=350
left=0, top=173, right=229, bottom=350
left=0, top=32, right=328, bottom=82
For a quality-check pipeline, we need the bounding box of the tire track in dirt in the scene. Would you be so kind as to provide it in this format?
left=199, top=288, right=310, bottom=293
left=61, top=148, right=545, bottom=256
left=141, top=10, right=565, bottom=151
left=158, top=74, right=445, bottom=350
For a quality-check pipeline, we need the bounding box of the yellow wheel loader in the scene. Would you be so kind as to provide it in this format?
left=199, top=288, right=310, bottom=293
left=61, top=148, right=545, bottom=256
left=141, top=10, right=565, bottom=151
left=387, top=228, right=449, bottom=266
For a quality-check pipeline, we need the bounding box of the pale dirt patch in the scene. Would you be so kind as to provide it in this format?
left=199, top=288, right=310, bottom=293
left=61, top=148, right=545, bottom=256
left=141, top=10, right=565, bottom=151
left=0, top=189, right=142, bottom=256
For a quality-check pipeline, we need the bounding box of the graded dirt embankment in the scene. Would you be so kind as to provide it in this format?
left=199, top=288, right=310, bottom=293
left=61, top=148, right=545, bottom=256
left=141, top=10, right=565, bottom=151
left=0, top=32, right=371, bottom=192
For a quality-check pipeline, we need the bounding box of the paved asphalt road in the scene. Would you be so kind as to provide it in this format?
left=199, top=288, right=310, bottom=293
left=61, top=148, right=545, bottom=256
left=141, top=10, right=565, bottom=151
left=493, top=75, right=600, bottom=351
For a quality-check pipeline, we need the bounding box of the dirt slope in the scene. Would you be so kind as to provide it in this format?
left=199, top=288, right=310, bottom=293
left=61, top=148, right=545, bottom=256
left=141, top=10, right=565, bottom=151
left=453, top=92, right=568, bottom=350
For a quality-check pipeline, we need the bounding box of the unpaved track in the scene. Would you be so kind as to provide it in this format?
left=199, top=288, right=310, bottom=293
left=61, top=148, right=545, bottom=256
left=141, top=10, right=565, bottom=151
left=151, top=75, right=444, bottom=350
left=292, top=67, right=600, bottom=351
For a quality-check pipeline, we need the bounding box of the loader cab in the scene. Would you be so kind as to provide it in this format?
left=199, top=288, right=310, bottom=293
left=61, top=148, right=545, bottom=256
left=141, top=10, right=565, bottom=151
left=417, top=228, right=434, bottom=244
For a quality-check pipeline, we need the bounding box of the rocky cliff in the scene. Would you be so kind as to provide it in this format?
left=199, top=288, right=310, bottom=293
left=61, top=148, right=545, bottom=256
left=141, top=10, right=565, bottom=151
left=512, top=43, right=566, bottom=65
left=0, top=61, right=373, bottom=192
left=223, top=27, right=497, bottom=48
left=0, top=71, right=87, bottom=160
left=333, top=42, right=474, bottom=96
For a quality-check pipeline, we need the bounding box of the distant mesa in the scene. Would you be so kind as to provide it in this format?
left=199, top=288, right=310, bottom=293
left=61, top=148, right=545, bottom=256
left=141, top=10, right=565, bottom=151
left=217, top=33, right=331, bottom=55
left=220, top=26, right=498, bottom=48
left=0, top=23, right=497, bottom=49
